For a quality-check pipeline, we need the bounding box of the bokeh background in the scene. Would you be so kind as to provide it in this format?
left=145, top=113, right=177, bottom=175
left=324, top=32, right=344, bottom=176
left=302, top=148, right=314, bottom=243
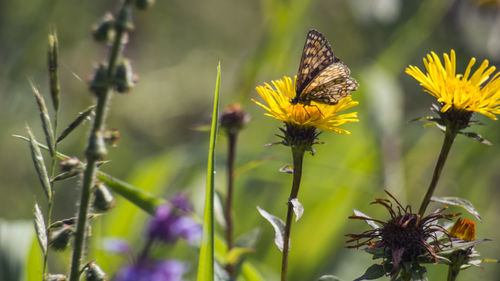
left=1, top=0, right=500, bottom=280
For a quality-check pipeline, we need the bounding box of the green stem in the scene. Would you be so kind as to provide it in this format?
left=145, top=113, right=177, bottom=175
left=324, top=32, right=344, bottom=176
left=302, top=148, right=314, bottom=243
left=447, top=265, right=459, bottom=281
left=418, top=126, right=457, bottom=216
left=281, top=147, right=305, bottom=281
left=224, top=132, right=237, bottom=276
left=68, top=3, right=129, bottom=280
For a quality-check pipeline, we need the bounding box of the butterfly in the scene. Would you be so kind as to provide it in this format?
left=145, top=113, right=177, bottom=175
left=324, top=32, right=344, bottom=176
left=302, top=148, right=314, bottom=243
left=291, top=29, right=358, bottom=105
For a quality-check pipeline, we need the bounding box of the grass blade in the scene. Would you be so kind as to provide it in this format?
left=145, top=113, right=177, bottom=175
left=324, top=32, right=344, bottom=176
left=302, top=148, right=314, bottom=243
left=57, top=105, right=96, bottom=143
left=197, top=62, right=221, bottom=281
left=33, top=203, right=47, bottom=255
left=30, top=81, right=55, bottom=156
left=26, top=126, right=52, bottom=200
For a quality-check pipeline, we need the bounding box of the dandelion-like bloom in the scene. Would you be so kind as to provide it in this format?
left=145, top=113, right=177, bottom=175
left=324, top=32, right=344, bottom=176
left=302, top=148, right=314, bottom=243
left=406, top=50, right=500, bottom=120
left=346, top=191, right=458, bottom=276
left=449, top=218, right=476, bottom=242
left=253, top=76, right=358, bottom=135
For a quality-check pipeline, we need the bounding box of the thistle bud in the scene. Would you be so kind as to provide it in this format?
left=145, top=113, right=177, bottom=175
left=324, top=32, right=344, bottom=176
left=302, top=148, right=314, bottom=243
left=113, top=59, right=136, bottom=93
left=135, top=0, right=155, bottom=10
left=89, top=64, right=108, bottom=97
left=49, top=225, right=73, bottom=251
left=92, top=183, right=115, bottom=213
left=220, top=103, right=250, bottom=135
left=85, top=262, right=108, bottom=281
left=92, top=13, right=116, bottom=43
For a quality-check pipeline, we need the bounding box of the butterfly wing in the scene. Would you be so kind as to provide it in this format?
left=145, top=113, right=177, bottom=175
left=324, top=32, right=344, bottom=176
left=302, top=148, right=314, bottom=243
left=302, top=62, right=359, bottom=105
left=295, top=29, right=338, bottom=98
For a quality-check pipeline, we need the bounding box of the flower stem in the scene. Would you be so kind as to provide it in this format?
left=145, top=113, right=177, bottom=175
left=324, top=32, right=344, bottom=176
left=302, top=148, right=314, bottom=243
left=281, top=147, right=305, bottom=281
left=418, top=126, right=457, bottom=217
left=224, top=132, right=237, bottom=276
left=447, top=265, right=459, bottom=281
left=68, top=3, right=129, bottom=280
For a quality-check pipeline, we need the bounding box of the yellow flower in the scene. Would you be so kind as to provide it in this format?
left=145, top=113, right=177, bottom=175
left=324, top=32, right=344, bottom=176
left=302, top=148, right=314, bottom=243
left=252, top=76, right=359, bottom=134
left=449, top=218, right=476, bottom=242
left=406, top=50, right=500, bottom=120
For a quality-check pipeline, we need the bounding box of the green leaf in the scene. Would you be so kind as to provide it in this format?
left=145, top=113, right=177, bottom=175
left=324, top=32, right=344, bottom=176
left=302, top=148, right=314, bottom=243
left=431, top=196, right=482, bottom=222
left=318, top=275, right=344, bottom=281
left=234, top=228, right=261, bottom=249
left=354, top=264, right=385, bottom=281
left=32, top=203, right=47, bottom=255
left=291, top=198, right=304, bottom=222
left=226, top=247, right=253, bottom=265
left=26, top=126, right=52, bottom=200
left=30, top=81, right=55, bottom=156
left=409, top=263, right=428, bottom=281
left=459, top=131, right=493, bottom=146
left=256, top=206, right=286, bottom=252
left=57, top=105, right=95, bottom=143
left=97, top=171, right=164, bottom=214
left=197, top=62, right=221, bottom=281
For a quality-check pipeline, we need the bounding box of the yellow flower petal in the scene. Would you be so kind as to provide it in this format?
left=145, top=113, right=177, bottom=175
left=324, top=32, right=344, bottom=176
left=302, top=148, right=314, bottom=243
left=406, top=50, right=500, bottom=120
left=253, top=76, right=359, bottom=134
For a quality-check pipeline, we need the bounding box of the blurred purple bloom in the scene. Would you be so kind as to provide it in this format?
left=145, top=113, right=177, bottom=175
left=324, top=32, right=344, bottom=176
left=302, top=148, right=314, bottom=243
left=102, top=238, right=131, bottom=254
left=114, top=259, right=187, bottom=281
left=148, top=204, right=201, bottom=244
left=170, top=193, right=192, bottom=212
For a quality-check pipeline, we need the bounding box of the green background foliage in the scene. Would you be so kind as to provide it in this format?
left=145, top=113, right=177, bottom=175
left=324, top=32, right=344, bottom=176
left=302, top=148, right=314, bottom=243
left=1, top=0, right=499, bottom=280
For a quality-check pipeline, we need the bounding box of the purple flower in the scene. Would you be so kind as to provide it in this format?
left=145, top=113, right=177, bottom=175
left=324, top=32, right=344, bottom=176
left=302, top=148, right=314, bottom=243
left=102, top=238, right=131, bottom=254
left=170, top=193, right=192, bottom=212
left=114, top=259, right=187, bottom=281
left=148, top=204, right=201, bottom=244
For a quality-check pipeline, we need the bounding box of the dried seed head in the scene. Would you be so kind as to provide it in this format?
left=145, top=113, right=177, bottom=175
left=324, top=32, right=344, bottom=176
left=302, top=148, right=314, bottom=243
left=346, top=191, right=458, bottom=275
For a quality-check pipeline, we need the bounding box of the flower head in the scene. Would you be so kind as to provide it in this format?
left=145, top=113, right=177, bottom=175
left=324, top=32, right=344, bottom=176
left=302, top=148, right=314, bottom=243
left=148, top=204, right=201, bottom=244
left=114, top=259, right=187, bottom=281
left=220, top=103, right=250, bottom=135
left=346, top=191, right=458, bottom=276
left=406, top=50, right=500, bottom=120
left=253, top=76, right=358, bottom=134
left=449, top=218, right=476, bottom=242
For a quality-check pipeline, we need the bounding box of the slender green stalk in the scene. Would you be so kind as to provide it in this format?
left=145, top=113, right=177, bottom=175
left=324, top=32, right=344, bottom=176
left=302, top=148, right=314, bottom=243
left=418, top=126, right=457, bottom=216
left=281, top=147, right=305, bottom=281
left=224, top=132, right=237, bottom=276
left=68, top=3, right=130, bottom=280
left=447, top=265, right=459, bottom=281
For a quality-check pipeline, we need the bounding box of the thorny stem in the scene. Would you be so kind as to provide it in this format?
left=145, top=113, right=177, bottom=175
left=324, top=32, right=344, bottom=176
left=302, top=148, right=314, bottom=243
left=281, top=147, right=305, bottom=281
left=68, top=2, right=130, bottom=280
left=418, top=126, right=457, bottom=216
left=224, top=132, right=237, bottom=276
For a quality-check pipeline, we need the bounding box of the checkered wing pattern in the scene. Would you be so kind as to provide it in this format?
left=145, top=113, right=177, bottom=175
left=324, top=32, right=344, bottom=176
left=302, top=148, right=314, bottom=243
left=293, top=29, right=358, bottom=105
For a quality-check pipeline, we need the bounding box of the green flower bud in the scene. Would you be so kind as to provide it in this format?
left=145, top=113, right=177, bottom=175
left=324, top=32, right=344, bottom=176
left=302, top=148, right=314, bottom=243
left=113, top=59, right=136, bottom=93
left=89, top=64, right=108, bottom=97
left=135, top=0, right=155, bottom=10
left=92, top=13, right=116, bottom=43
left=85, top=262, right=107, bottom=281
left=92, top=183, right=115, bottom=213
left=49, top=225, right=73, bottom=251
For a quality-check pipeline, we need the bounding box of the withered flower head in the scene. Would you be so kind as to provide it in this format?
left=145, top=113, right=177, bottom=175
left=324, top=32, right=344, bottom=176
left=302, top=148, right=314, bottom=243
left=220, top=103, right=250, bottom=135
left=346, top=191, right=458, bottom=275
